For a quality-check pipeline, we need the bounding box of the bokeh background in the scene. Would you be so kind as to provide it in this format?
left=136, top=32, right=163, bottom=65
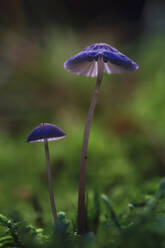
left=0, top=0, right=165, bottom=226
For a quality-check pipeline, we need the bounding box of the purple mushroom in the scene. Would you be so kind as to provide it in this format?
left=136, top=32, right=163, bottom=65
left=64, top=43, right=139, bottom=234
left=27, top=123, right=66, bottom=224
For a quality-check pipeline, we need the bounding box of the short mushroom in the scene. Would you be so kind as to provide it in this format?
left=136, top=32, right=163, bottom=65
left=27, top=122, right=66, bottom=224
left=64, top=43, right=139, bottom=234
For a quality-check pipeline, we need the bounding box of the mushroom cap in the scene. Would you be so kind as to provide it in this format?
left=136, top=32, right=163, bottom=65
left=27, top=123, right=66, bottom=143
left=64, top=43, right=139, bottom=77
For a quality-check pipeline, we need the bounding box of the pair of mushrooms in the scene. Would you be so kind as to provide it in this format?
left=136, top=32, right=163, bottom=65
left=27, top=43, right=138, bottom=233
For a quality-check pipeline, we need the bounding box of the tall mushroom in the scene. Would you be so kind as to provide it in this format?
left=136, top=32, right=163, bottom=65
left=27, top=122, right=66, bottom=225
left=64, top=43, right=139, bottom=234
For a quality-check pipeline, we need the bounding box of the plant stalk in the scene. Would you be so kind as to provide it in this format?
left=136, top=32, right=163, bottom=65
left=77, top=56, right=104, bottom=234
left=44, top=139, right=58, bottom=224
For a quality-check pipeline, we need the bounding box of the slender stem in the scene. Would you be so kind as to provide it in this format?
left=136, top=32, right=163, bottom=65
left=44, top=139, right=58, bottom=224
left=77, top=56, right=104, bottom=234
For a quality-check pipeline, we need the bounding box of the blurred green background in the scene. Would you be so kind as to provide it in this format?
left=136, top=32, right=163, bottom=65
left=0, top=0, right=165, bottom=226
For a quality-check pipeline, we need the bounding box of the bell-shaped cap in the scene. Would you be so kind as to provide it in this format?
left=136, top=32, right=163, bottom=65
left=27, top=123, right=66, bottom=143
left=64, top=43, right=139, bottom=77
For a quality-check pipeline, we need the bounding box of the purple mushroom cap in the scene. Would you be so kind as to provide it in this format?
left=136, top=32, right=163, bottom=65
left=27, top=123, right=66, bottom=143
left=64, top=43, right=139, bottom=77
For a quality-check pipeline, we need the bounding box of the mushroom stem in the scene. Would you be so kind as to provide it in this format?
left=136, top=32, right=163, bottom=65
left=78, top=56, right=104, bottom=234
left=44, top=139, right=58, bottom=224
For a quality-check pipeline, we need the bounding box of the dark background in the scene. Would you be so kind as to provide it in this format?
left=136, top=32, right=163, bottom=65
left=0, top=0, right=146, bottom=27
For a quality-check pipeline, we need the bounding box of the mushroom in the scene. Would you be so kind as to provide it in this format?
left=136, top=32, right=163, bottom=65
left=64, top=43, right=139, bottom=234
left=27, top=122, right=66, bottom=224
